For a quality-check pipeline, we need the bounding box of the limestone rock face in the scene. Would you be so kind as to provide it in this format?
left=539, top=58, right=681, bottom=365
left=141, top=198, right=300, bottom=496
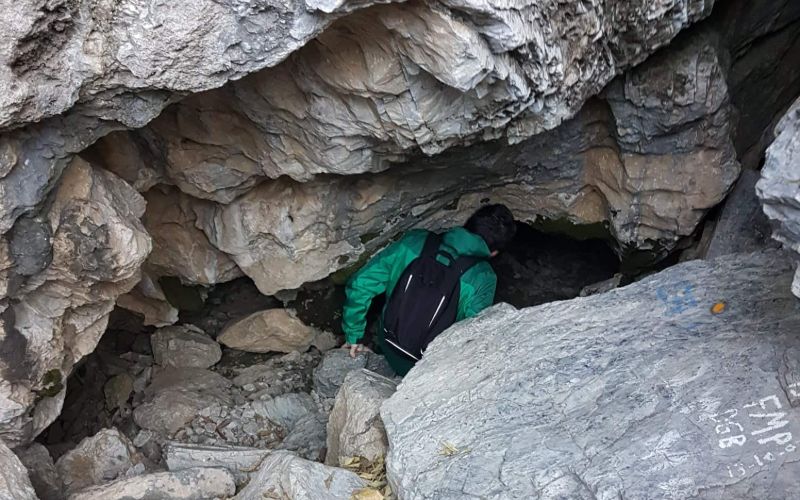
left=758, top=97, right=800, bottom=297
left=234, top=450, right=366, bottom=500
left=0, top=158, right=151, bottom=447
left=55, top=428, right=141, bottom=497
left=0, top=0, right=392, bottom=236
left=0, top=440, right=37, bottom=500
left=151, top=325, right=222, bottom=369
left=141, top=187, right=241, bottom=285
left=93, top=0, right=715, bottom=204
left=186, top=32, right=739, bottom=294
left=68, top=467, right=235, bottom=500
left=218, top=309, right=315, bottom=354
left=382, top=250, right=800, bottom=499
left=116, top=271, right=179, bottom=327
left=706, top=169, right=778, bottom=259
left=326, top=369, right=397, bottom=466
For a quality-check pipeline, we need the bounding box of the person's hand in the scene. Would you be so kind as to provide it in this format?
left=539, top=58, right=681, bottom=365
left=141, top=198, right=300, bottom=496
left=341, top=343, right=372, bottom=358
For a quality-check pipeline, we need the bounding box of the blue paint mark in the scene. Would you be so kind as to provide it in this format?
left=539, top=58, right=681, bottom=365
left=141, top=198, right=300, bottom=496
left=657, top=281, right=698, bottom=317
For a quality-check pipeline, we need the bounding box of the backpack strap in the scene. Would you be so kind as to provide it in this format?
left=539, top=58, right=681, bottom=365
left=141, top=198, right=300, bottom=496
left=421, top=232, right=442, bottom=258
left=453, top=255, right=483, bottom=275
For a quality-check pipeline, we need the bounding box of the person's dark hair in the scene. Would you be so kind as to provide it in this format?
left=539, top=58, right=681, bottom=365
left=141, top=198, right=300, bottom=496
left=464, top=204, right=516, bottom=251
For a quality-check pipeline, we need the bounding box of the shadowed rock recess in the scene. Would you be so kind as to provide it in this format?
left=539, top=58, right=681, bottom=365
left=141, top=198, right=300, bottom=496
left=0, top=0, right=799, bottom=498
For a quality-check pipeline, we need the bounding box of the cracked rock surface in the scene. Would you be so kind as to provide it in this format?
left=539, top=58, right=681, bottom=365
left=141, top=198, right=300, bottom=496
left=758, top=97, right=800, bottom=298
left=382, top=250, right=800, bottom=499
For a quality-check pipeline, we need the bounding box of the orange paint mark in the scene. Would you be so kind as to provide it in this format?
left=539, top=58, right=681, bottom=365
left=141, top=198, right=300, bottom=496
left=711, top=302, right=726, bottom=314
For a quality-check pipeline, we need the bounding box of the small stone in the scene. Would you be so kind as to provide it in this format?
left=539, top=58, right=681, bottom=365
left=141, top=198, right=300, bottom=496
left=151, top=324, right=222, bottom=369
left=311, top=330, right=339, bottom=352
left=133, top=430, right=153, bottom=448
left=104, top=373, right=135, bottom=410
left=218, top=308, right=314, bottom=353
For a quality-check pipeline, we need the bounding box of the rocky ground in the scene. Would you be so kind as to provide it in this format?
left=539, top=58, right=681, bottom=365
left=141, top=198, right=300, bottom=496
left=12, top=306, right=400, bottom=500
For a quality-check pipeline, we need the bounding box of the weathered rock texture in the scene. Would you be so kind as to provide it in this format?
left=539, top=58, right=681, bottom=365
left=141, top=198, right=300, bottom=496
left=68, top=467, right=235, bottom=500
left=133, top=368, right=233, bottom=437
left=705, top=169, right=778, bottom=259
left=151, top=325, right=221, bottom=369
left=0, top=158, right=150, bottom=447
left=121, top=29, right=739, bottom=295
left=55, top=428, right=141, bottom=496
left=234, top=450, right=366, bottom=500
left=382, top=250, right=800, bottom=499
left=0, top=440, right=37, bottom=500
left=326, top=369, right=396, bottom=466
left=758, top=97, right=800, bottom=298
left=218, top=308, right=315, bottom=353
left=164, top=442, right=271, bottom=487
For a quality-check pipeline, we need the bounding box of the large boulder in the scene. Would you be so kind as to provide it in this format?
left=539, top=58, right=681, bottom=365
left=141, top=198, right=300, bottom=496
left=218, top=309, right=315, bottom=354
left=313, top=349, right=394, bottom=399
left=382, top=250, right=800, bottom=499
left=0, top=440, right=37, bottom=500
left=55, top=428, right=141, bottom=496
left=151, top=325, right=221, bottom=369
left=757, top=96, right=800, bottom=297
left=164, top=442, right=271, bottom=487
left=133, top=368, right=233, bottom=437
left=68, top=467, right=235, bottom=500
left=326, top=369, right=397, bottom=466
left=234, top=450, right=366, bottom=500
left=0, top=158, right=151, bottom=446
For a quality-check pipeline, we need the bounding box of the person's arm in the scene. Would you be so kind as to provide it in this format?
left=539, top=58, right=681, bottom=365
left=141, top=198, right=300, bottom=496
left=342, top=241, right=404, bottom=345
left=458, top=264, right=497, bottom=320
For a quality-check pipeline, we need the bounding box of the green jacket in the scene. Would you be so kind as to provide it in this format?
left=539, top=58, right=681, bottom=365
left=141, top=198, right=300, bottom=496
left=342, top=227, right=497, bottom=375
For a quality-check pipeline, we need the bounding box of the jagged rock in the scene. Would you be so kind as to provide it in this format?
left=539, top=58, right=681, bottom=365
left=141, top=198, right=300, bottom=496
left=0, top=158, right=151, bottom=447
left=151, top=325, right=221, bottom=369
left=0, top=0, right=401, bottom=239
left=579, top=274, right=623, bottom=297
left=326, top=369, right=397, bottom=466
left=164, top=442, right=271, bottom=487
left=188, top=32, right=739, bottom=294
left=311, top=330, right=340, bottom=352
left=68, top=467, right=235, bottom=500
left=55, top=428, right=141, bottom=496
left=104, top=373, right=134, bottom=411
left=94, top=0, right=715, bottom=204
left=218, top=309, right=315, bottom=354
left=14, top=443, right=63, bottom=500
left=141, top=187, right=242, bottom=285
left=758, top=96, right=800, bottom=298
left=116, top=271, right=179, bottom=327
left=314, top=349, right=392, bottom=399
left=706, top=169, right=778, bottom=259
left=133, top=368, right=233, bottom=436
left=253, top=393, right=328, bottom=460
left=234, top=450, right=366, bottom=500
left=0, top=440, right=37, bottom=500
left=382, top=250, right=800, bottom=499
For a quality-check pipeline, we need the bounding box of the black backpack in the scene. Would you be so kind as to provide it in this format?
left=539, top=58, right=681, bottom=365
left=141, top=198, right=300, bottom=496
left=382, top=232, right=483, bottom=361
